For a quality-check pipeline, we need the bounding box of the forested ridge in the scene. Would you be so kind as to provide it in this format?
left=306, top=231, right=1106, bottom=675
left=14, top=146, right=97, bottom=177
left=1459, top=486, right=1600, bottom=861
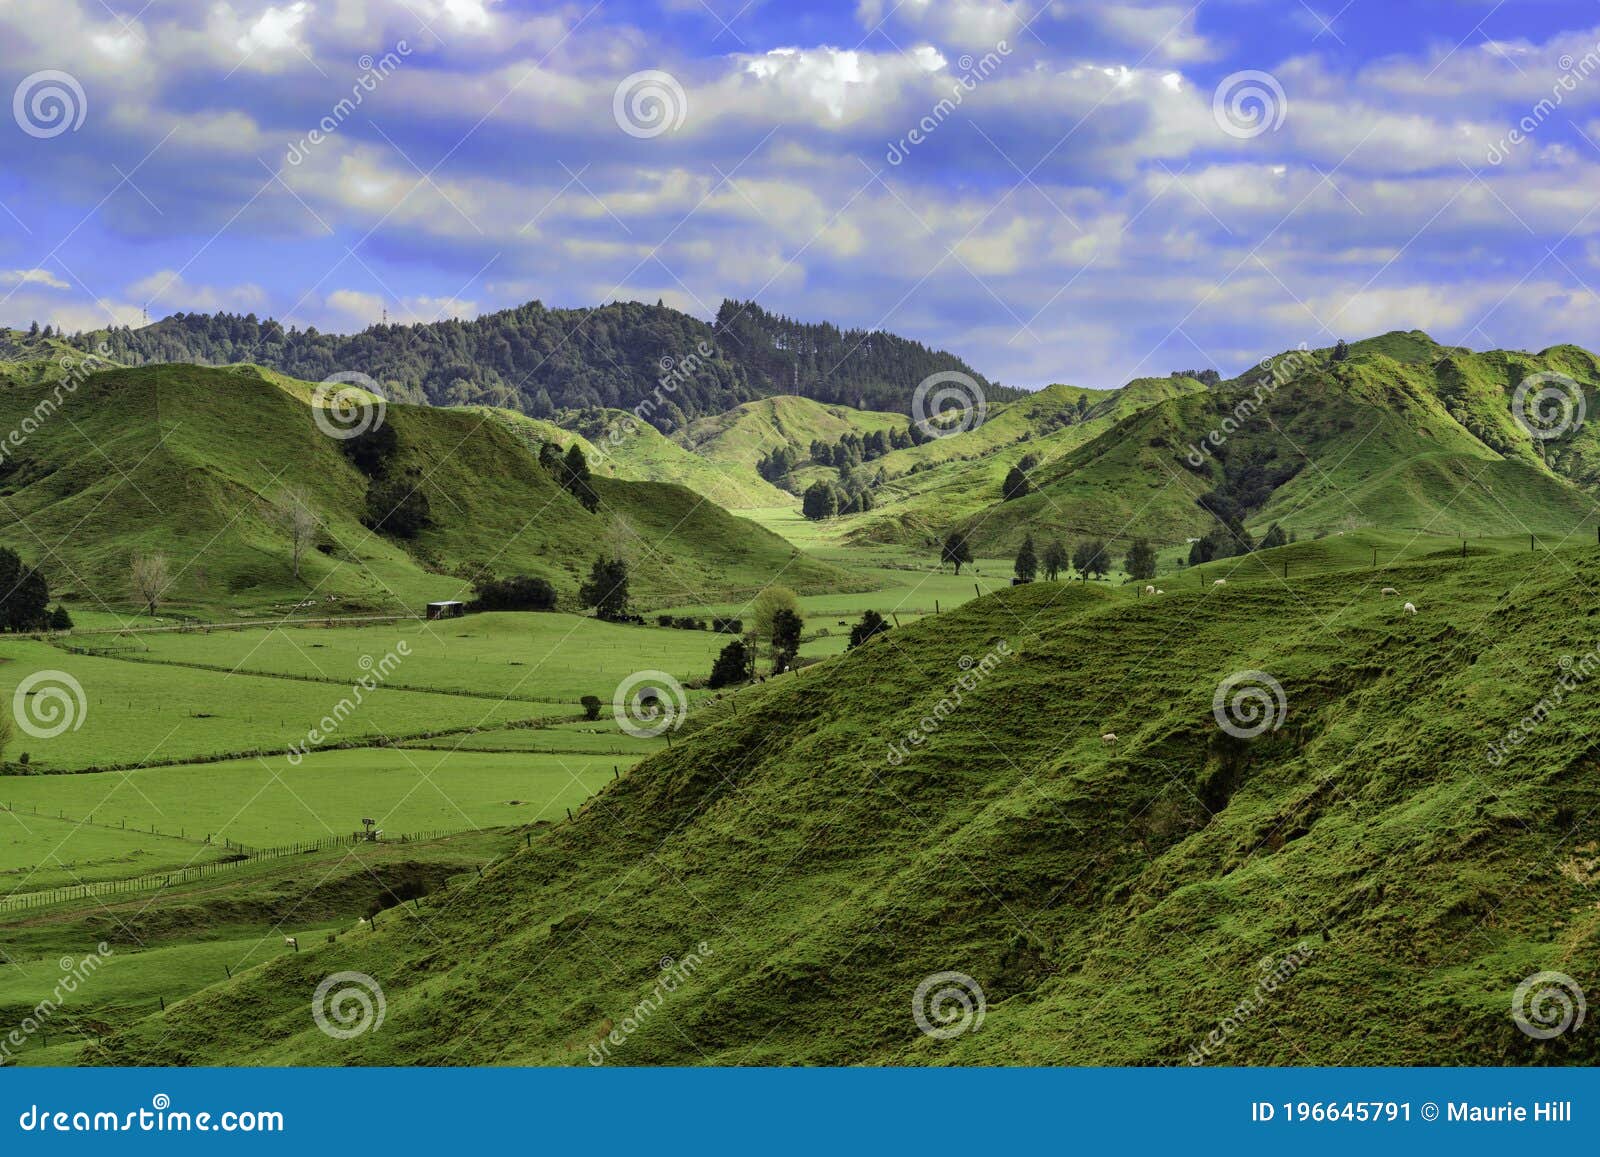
left=64, top=298, right=1015, bottom=425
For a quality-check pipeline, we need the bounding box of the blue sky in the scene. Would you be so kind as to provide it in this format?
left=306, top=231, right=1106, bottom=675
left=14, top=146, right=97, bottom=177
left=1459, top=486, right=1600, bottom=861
left=3, top=0, right=1600, bottom=387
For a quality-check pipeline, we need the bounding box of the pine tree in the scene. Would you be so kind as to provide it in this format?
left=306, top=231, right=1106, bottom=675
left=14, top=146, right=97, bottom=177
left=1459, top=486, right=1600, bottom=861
left=1014, top=535, right=1038, bottom=583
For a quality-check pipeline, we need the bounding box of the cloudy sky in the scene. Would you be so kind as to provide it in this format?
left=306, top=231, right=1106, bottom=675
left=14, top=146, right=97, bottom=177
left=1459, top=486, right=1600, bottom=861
left=1, top=0, right=1598, bottom=387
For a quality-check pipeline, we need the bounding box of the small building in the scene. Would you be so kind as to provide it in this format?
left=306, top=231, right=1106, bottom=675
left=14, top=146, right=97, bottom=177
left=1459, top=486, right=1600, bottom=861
left=426, top=600, right=466, bottom=620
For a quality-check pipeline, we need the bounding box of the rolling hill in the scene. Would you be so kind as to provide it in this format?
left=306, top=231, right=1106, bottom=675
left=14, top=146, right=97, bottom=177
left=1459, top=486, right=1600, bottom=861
left=0, top=362, right=851, bottom=615
left=840, top=377, right=1210, bottom=546
left=97, top=546, right=1600, bottom=1065
left=948, top=335, right=1600, bottom=554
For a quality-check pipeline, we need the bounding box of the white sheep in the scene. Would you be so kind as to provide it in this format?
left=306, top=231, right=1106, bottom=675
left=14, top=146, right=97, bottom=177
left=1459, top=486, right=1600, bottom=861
left=1144, top=585, right=1155, bottom=595
left=1381, top=587, right=1398, bottom=597
left=1156, top=589, right=1164, bottom=595
left=1100, top=733, right=1118, bottom=747
left=1213, top=578, right=1227, bottom=586
left=283, top=936, right=298, bottom=951
left=1403, top=602, right=1417, bottom=615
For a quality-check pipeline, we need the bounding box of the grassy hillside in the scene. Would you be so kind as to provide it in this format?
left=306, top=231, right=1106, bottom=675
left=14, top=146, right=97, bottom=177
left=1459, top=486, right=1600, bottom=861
left=957, top=339, right=1600, bottom=554
left=97, top=545, right=1600, bottom=1065
left=0, top=363, right=849, bottom=615
left=841, top=378, right=1208, bottom=546
left=469, top=405, right=792, bottom=510
left=676, top=395, right=907, bottom=482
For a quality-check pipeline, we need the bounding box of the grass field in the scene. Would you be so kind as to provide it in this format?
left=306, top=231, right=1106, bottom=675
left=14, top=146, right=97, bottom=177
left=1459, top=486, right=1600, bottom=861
left=0, top=747, right=627, bottom=848
left=0, top=639, right=555, bottom=772
left=0, top=810, right=230, bottom=894
left=70, top=612, right=730, bottom=706
left=0, top=828, right=516, bottom=1063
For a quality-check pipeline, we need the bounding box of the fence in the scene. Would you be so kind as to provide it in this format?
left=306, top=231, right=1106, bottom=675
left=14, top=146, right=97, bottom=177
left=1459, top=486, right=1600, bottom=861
left=0, top=829, right=453, bottom=914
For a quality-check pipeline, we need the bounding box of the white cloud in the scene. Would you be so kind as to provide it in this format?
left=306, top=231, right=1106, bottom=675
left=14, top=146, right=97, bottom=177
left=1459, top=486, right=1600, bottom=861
left=0, top=270, right=69, bottom=290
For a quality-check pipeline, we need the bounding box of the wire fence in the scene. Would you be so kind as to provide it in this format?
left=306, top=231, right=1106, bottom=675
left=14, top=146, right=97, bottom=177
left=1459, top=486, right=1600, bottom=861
left=0, top=829, right=453, bottom=914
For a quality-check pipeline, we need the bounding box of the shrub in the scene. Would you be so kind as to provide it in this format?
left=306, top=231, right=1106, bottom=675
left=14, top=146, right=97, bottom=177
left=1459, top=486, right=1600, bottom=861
left=580, top=695, right=603, bottom=721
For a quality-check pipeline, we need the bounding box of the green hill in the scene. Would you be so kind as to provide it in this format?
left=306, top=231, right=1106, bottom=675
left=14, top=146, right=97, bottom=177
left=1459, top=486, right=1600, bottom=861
left=841, top=378, right=1209, bottom=545
left=676, top=395, right=909, bottom=486
left=0, top=363, right=850, bottom=615
left=98, top=546, right=1600, bottom=1065
left=954, top=337, right=1600, bottom=554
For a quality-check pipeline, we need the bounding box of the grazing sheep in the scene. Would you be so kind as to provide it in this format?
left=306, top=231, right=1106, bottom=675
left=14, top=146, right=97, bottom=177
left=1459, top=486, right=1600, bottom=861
left=1156, top=589, right=1164, bottom=595
left=284, top=936, right=298, bottom=951
left=1403, top=602, right=1417, bottom=615
left=1144, top=585, right=1156, bottom=595
left=1101, top=733, right=1118, bottom=747
left=1213, top=579, right=1227, bottom=586
left=1381, top=587, right=1398, bottom=596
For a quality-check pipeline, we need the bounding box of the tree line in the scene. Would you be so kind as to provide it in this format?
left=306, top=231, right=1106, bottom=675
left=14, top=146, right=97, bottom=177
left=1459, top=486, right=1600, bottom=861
left=63, top=298, right=1016, bottom=426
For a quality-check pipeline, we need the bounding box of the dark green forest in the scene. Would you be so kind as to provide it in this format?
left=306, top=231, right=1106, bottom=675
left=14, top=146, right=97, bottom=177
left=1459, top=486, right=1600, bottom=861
left=65, top=298, right=1015, bottom=425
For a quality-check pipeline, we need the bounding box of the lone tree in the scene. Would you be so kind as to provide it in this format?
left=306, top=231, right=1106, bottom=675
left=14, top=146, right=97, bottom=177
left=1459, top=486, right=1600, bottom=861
left=801, top=480, right=841, bottom=521
left=1258, top=522, right=1288, bottom=550
left=561, top=444, right=599, bottom=512
left=848, top=609, right=889, bottom=649
left=709, top=639, right=754, bottom=687
left=1042, top=539, right=1068, bottom=581
left=1002, top=465, right=1030, bottom=501
left=1331, top=338, right=1350, bottom=362
left=1014, top=535, right=1038, bottom=583
left=1125, top=538, right=1158, bottom=581
left=749, top=585, right=800, bottom=653
left=270, top=486, right=319, bottom=581
left=130, top=552, right=170, bottom=616
left=0, top=547, right=51, bottom=631
left=578, top=556, right=630, bottom=621
left=770, top=608, right=804, bottom=673
left=941, top=530, right=973, bottom=575
left=580, top=695, right=603, bottom=721
left=1072, top=539, right=1109, bottom=580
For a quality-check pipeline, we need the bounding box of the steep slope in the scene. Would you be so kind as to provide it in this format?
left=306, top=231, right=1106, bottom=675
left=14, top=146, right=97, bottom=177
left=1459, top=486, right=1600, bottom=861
left=101, top=550, right=1600, bottom=1065
left=0, top=364, right=849, bottom=614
